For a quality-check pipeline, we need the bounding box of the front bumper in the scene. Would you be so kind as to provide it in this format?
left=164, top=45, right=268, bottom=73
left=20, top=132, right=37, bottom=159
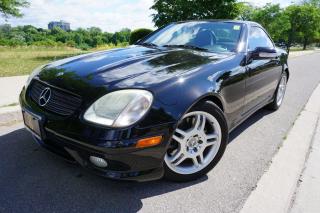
left=20, top=86, right=176, bottom=182
left=30, top=131, right=165, bottom=181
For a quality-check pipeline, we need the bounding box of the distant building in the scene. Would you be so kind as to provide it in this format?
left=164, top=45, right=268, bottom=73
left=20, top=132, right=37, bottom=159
left=48, top=20, right=70, bottom=31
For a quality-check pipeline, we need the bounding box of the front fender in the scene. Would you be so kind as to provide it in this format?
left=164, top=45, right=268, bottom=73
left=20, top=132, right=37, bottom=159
left=154, top=68, right=225, bottom=122
left=153, top=53, right=244, bottom=128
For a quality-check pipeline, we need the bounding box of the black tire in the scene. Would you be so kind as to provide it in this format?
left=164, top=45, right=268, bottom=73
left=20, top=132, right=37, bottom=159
left=164, top=101, right=229, bottom=182
left=266, top=72, right=288, bottom=111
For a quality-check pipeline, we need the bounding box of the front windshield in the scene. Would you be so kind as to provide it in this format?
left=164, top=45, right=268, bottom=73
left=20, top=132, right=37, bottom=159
left=141, top=21, right=243, bottom=53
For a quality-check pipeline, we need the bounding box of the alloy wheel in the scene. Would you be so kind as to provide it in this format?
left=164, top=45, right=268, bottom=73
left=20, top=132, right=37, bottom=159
left=165, top=111, right=222, bottom=175
left=276, top=75, right=287, bottom=106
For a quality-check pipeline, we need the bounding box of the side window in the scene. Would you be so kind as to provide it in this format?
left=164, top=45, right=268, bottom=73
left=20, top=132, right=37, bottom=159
left=248, top=27, right=274, bottom=50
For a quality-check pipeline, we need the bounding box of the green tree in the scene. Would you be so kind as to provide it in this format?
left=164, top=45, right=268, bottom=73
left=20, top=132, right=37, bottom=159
left=103, top=32, right=113, bottom=43
left=285, top=4, right=320, bottom=50
left=0, top=0, right=29, bottom=18
left=302, top=0, right=320, bottom=7
left=251, top=4, right=290, bottom=43
left=74, top=33, right=83, bottom=46
left=129, top=28, right=153, bottom=44
left=151, top=0, right=239, bottom=27
left=88, top=27, right=102, bottom=35
left=111, top=28, right=131, bottom=44
left=237, top=2, right=255, bottom=21
left=0, top=23, right=11, bottom=36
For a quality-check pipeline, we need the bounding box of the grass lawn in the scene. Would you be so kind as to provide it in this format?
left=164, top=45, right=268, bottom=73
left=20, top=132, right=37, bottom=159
left=0, top=46, right=89, bottom=77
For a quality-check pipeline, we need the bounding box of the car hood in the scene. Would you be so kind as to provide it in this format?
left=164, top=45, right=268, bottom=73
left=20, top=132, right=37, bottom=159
left=38, top=46, right=231, bottom=101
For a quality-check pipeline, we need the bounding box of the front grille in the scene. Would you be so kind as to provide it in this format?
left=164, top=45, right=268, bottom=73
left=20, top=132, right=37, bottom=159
left=29, top=80, right=82, bottom=116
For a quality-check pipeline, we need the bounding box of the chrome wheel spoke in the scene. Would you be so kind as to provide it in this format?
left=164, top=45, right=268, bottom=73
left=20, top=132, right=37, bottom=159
left=193, top=114, right=206, bottom=131
left=173, top=154, right=186, bottom=166
left=175, top=128, right=188, bottom=138
left=207, top=133, right=218, bottom=140
left=198, top=153, right=204, bottom=164
left=170, top=149, right=184, bottom=162
left=172, top=134, right=184, bottom=144
left=192, top=153, right=204, bottom=167
left=206, top=140, right=216, bottom=147
left=192, top=157, right=200, bottom=167
left=206, top=134, right=218, bottom=147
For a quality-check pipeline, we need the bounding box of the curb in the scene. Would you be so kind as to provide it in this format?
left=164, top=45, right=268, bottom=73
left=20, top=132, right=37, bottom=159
left=0, top=106, right=22, bottom=126
left=290, top=120, right=320, bottom=212
left=241, top=84, right=320, bottom=213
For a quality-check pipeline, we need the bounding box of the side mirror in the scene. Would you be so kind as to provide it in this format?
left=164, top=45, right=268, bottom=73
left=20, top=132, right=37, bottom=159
left=250, top=47, right=277, bottom=60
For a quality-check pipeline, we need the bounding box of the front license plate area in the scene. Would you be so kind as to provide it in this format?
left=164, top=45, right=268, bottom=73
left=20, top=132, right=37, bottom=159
left=23, top=110, right=43, bottom=139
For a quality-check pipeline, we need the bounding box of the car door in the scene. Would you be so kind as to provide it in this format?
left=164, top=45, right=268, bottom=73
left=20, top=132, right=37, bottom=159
left=243, top=26, right=282, bottom=115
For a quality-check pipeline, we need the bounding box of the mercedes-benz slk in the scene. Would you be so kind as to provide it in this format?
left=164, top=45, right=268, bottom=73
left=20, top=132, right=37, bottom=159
left=20, top=20, right=289, bottom=182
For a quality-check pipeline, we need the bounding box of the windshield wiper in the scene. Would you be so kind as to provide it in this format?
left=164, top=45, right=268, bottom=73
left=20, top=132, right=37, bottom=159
left=139, top=42, right=158, bottom=47
left=163, top=44, right=209, bottom=51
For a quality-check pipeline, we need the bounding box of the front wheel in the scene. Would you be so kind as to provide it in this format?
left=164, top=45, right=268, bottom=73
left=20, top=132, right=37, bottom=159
left=164, top=101, right=228, bottom=182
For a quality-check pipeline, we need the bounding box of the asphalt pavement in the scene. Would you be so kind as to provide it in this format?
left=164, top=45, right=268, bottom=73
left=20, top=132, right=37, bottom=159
left=1, top=52, right=320, bottom=213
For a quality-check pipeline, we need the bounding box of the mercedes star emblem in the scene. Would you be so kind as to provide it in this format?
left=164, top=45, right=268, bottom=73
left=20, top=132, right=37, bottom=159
left=39, top=87, right=51, bottom=106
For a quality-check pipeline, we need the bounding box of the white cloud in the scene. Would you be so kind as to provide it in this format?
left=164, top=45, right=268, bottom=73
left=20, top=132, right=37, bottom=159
left=0, top=0, right=156, bottom=32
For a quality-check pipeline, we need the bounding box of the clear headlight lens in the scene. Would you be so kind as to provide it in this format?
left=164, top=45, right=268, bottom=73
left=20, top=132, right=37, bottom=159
left=83, top=90, right=153, bottom=127
left=25, top=65, right=46, bottom=88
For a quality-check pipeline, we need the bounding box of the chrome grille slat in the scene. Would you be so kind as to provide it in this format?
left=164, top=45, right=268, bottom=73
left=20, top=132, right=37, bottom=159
left=50, top=94, right=81, bottom=107
left=29, top=80, right=82, bottom=116
left=46, top=100, right=76, bottom=112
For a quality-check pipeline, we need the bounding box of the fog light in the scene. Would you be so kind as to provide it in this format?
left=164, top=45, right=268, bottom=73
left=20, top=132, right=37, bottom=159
left=89, top=156, right=108, bottom=168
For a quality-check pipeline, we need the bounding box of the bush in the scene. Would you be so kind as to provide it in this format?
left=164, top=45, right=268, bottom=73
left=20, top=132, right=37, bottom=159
left=129, top=28, right=153, bottom=44
left=66, top=40, right=76, bottom=47
left=0, top=24, right=133, bottom=50
left=77, top=43, right=90, bottom=50
left=93, top=42, right=129, bottom=51
left=0, top=38, right=11, bottom=46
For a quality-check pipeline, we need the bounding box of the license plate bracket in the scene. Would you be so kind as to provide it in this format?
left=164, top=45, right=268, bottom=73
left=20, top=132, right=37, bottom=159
left=23, top=110, right=44, bottom=139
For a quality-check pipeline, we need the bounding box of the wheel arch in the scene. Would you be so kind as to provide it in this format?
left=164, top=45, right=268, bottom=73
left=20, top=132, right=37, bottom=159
left=187, top=93, right=226, bottom=114
left=176, top=93, right=226, bottom=127
left=196, top=94, right=225, bottom=112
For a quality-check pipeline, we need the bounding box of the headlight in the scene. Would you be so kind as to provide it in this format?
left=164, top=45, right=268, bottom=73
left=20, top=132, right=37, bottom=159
left=25, top=65, right=46, bottom=88
left=84, top=90, right=153, bottom=127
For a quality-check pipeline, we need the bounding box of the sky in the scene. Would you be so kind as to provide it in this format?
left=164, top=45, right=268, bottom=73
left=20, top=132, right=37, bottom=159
left=0, top=0, right=299, bottom=33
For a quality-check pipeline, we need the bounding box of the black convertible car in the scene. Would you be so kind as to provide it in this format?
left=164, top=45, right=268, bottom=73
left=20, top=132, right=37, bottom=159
left=20, top=20, right=289, bottom=182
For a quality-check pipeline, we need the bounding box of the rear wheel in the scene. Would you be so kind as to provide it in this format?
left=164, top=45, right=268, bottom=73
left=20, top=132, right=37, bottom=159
left=266, top=72, right=287, bottom=110
left=164, top=101, right=228, bottom=182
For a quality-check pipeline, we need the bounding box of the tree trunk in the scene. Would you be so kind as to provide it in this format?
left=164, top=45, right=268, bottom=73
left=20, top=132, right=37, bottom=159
left=287, top=33, right=293, bottom=54
left=286, top=28, right=296, bottom=55
left=303, top=37, right=308, bottom=50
